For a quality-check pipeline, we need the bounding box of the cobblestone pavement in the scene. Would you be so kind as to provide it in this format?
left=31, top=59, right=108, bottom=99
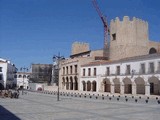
left=0, top=92, right=160, bottom=120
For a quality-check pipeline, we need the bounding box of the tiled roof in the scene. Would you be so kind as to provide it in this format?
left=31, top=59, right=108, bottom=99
left=81, top=53, right=160, bottom=67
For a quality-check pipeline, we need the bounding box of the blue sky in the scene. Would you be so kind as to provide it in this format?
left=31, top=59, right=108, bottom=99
left=0, top=0, right=160, bottom=69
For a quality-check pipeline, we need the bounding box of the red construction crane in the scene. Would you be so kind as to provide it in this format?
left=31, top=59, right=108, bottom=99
left=92, top=0, right=109, bottom=58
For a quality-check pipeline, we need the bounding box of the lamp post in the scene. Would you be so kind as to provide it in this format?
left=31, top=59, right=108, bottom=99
left=52, top=54, right=65, bottom=101
left=20, top=67, right=28, bottom=95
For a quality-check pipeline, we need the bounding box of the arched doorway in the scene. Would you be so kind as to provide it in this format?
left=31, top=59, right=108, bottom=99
left=135, top=77, right=145, bottom=94
left=149, top=48, right=157, bottom=54
left=113, top=78, right=120, bottom=93
left=82, top=81, right=86, bottom=91
left=74, top=76, right=78, bottom=90
left=148, top=76, right=160, bottom=95
left=92, top=81, right=97, bottom=92
left=70, top=77, right=73, bottom=90
left=87, top=81, right=91, bottom=91
left=66, top=77, right=69, bottom=90
left=103, top=79, right=111, bottom=92
left=123, top=78, right=132, bottom=94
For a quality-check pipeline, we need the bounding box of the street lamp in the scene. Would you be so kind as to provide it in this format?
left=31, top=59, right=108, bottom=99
left=52, top=54, right=65, bottom=101
left=20, top=67, right=28, bottom=95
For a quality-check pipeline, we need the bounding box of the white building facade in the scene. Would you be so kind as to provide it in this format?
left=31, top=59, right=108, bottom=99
left=0, top=58, right=17, bottom=90
left=80, top=54, right=160, bottom=96
left=15, top=72, right=30, bottom=89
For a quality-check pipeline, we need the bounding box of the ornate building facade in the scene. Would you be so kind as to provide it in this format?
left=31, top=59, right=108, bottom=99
left=59, top=16, right=160, bottom=96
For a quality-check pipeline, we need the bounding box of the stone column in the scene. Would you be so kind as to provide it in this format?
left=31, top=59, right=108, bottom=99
left=102, top=83, right=104, bottom=92
left=145, top=82, right=150, bottom=96
left=110, top=83, right=115, bottom=94
left=73, top=82, right=75, bottom=90
left=132, top=82, right=136, bottom=95
left=90, top=83, right=93, bottom=92
left=65, top=82, right=68, bottom=90
left=120, top=82, right=124, bottom=95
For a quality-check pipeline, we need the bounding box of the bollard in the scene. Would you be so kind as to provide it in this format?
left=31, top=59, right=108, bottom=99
left=145, top=99, right=148, bottom=103
left=102, top=97, right=104, bottom=100
left=156, top=97, right=159, bottom=100
left=132, top=96, right=134, bottom=98
left=157, top=100, right=160, bottom=104
left=125, top=98, right=128, bottom=102
left=139, top=96, right=141, bottom=99
left=90, top=96, right=92, bottom=98
left=135, top=99, right=138, bottom=103
left=109, top=97, right=112, bottom=100
left=117, top=98, right=119, bottom=101
left=95, top=96, right=98, bottom=99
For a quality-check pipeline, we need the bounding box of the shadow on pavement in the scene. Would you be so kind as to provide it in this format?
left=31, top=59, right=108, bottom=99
left=0, top=105, right=21, bottom=120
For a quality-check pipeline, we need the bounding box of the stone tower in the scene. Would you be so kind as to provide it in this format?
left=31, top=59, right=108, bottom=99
left=109, top=16, right=149, bottom=60
left=71, top=42, right=90, bottom=55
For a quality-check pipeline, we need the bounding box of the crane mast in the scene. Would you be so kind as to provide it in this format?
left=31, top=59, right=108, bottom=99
left=92, top=0, right=109, bottom=59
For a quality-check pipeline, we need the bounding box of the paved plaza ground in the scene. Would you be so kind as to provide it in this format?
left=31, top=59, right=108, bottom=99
left=0, top=91, right=160, bottom=120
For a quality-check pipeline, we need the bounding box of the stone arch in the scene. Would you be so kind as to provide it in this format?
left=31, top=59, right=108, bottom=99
left=135, top=77, right=145, bottom=94
left=92, top=81, right=97, bottom=92
left=18, top=75, right=22, bottom=78
left=123, top=78, right=132, bottom=94
left=113, top=78, right=120, bottom=93
left=82, top=81, right=86, bottom=91
left=70, top=76, right=73, bottom=90
left=74, top=76, right=78, bottom=90
left=103, top=78, right=111, bottom=92
left=87, top=81, right=91, bottom=91
left=23, top=75, right=26, bottom=78
left=149, top=48, right=157, bottom=54
left=148, top=76, right=160, bottom=95
left=66, top=77, right=69, bottom=90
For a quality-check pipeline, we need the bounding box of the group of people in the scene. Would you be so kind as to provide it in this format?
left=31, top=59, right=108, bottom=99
left=0, top=88, right=20, bottom=98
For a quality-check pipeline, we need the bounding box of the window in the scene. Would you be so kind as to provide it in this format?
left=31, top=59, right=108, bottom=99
left=0, top=67, right=2, bottom=72
left=94, top=68, right=96, bottom=76
left=126, top=65, right=130, bottom=75
left=63, top=67, right=65, bottom=75
left=70, top=66, right=72, bottom=74
left=83, top=69, right=85, bottom=76
left=116, top=66, right=120, bottom=75
left=0, top=75, right=2, bottom=80
left=112, top=33, right=116, bottom=40
left=140, top=63, right=145, bottom=74
left=149, top=62, right=154, bottom=73
left=66, top=66, right=68, bottom=74
left=18, top=75, right=22, bottom=78
left=88, top=68, right=91, bottom=76
left=106, top=67, right=110, bottom=76
left=75, top=65, right=77, bottom=74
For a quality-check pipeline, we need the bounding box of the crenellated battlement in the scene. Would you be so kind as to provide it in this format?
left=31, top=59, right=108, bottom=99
left=110, top=16, right=148, bottom=27
left=71, top=42, right=90, bottom=55
left=109, top=16, right=149, bottom=61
